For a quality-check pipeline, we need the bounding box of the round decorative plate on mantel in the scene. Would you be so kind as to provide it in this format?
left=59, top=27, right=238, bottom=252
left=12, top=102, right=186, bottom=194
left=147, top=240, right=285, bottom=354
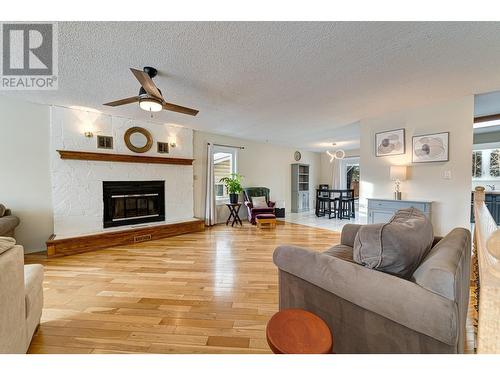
left=294, top=151, right=301, bottom=161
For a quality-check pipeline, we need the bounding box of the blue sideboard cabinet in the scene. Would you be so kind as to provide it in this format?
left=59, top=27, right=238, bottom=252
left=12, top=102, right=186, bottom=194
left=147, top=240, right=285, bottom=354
left=470, top=192, right=500, bottom=225
left=367, top=198, right=433, bottom=224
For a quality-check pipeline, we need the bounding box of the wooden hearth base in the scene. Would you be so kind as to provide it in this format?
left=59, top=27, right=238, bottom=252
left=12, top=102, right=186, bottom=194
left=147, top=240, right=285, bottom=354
left=46, top=219, right=205, bottom=257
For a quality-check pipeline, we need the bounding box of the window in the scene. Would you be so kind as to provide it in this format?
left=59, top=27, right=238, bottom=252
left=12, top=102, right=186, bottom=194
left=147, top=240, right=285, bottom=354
left=346, top=164, right=360, bottom=185
left=472, top=148, right=500, bottom=179
left=213, top=147, right=237, bottom=201
left=490, top=149, right=500, bottom=177
left=340, top=157, right=360, bottom=189
left=472, top=151, right=483, bottom=178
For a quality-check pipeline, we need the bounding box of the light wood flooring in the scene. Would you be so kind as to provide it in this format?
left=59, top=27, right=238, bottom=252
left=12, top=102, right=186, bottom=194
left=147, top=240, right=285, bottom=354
left=25, top=221, right=476, bottom=354
left=25, top=222, right=340, bottom=354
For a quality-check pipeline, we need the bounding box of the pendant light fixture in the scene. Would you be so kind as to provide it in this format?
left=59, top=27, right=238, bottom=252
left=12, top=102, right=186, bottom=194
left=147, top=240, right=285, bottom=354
left=326, top=143, right=346, bottom=162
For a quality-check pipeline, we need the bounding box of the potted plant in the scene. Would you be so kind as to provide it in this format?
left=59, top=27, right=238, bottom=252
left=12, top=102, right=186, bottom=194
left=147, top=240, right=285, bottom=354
left=219, top=173, right=243, bottom=204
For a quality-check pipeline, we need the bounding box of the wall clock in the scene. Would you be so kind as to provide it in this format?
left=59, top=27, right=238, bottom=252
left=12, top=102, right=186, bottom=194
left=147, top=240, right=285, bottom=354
left=294, top=151, right=302, bottom=161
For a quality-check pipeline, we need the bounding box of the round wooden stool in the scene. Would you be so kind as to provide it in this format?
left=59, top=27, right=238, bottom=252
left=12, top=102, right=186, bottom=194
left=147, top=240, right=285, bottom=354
left=266, top=309, right=333, bottom=354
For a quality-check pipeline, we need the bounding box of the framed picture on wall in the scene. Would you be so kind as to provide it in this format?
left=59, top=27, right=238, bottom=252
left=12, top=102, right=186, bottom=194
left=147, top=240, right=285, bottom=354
left=412, top=132, right=449, bottom=163
left=375, top=128, right=405, bottom=157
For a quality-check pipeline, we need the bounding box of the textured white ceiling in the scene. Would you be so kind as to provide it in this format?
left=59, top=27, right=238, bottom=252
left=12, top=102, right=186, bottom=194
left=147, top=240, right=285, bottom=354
left=4, top=22, right=500, bottom=151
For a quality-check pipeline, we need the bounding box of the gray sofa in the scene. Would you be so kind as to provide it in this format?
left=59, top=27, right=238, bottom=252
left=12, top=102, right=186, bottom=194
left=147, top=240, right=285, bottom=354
left=0, top=237, right=44, bottom=353
left=0, top=205, right=20, bottom=238
left=273, top=224, right=471, bottom=353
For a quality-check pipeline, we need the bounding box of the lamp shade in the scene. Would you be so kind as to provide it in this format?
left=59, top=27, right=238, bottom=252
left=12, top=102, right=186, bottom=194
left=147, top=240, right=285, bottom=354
left=390, top=165, right=407, bottom=181
left=139, top=97, right=163, bottom=112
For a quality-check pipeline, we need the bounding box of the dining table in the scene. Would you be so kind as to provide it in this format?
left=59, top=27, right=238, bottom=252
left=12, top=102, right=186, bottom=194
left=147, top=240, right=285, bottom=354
left=315, top=188, right=356, bottom=219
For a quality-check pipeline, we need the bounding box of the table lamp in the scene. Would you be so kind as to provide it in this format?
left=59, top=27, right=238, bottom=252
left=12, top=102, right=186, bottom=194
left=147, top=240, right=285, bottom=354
left=390, top=166, right=407, bottom=200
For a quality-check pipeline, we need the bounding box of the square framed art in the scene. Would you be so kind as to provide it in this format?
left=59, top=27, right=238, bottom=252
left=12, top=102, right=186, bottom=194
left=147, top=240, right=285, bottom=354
left=375, top=128, right=405, bottom=157
left=412, top=132, right=449, bottom=163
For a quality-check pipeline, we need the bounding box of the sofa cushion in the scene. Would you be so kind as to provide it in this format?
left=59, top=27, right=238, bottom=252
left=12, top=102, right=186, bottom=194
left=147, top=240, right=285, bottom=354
left=323, top=244, right=355, bottom=263
left=255, top=213, right=276, bottom=219
left=0, top=236, right=16, bottom=255
left=353, top=208, right=434, bottom=278
left=24, top=264, right=44, bottom=319
left=411, top=228, right=470, bottom=300
left=0, top=204, right=6, bottom=217
left=252, top=196, right=268, bottom=208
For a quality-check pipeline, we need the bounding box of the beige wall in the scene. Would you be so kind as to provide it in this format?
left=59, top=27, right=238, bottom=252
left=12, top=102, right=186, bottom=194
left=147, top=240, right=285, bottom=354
left=359, top=96, right=474, bottom=236
left=193, top=131, right=321, bottom=223
left=319, top=149, right=360, bottom=186
left=0, top=96, right=53, bottom=252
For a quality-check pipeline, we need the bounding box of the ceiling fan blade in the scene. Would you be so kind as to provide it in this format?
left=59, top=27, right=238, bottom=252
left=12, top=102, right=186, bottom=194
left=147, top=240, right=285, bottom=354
left=130, top=68, right=163, bottom=99
left=103, top=96, right=140, bottom=107
left=162, top=102, right=199, bottom=116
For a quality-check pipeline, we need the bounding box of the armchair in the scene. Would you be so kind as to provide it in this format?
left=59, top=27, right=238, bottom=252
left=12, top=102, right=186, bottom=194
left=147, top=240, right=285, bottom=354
left=243, top=187, right=275, bottom=224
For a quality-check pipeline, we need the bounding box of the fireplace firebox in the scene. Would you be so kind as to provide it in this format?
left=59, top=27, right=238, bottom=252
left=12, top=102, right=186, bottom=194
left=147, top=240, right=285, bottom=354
left=103, top=181, right=165, bottom=228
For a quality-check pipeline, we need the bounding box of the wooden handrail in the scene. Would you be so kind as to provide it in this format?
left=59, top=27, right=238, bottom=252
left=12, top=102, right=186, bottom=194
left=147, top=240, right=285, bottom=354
left=472, top=186, right=500, bottom=353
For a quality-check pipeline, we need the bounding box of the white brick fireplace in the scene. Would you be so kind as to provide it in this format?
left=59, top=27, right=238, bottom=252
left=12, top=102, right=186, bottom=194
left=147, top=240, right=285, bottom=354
left=50, top=105, right=194, bottom=238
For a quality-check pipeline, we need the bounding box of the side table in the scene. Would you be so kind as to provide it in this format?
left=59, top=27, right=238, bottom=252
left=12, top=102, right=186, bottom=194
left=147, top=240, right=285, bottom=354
left=225, top=203, right=243, bottom=227
left=266, top=308, right=333, bottom=354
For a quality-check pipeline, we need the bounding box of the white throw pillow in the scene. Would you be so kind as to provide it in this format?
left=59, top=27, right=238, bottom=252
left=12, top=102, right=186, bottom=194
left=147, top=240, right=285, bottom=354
left=251, top=196, right=268, bottom=209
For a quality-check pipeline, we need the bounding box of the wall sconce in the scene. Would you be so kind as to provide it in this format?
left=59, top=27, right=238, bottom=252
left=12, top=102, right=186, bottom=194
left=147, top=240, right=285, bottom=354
left=83, top=123, right=94, bottom=138
left=390, top=165, right=407, bottom=200
left=168, top=136, right=177, bottom=148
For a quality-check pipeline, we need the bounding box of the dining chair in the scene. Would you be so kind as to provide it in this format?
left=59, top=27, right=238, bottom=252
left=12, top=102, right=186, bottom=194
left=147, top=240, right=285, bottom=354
left=339, top=189, right=355, bottom=219
left=316, top=185, right=330, bottom=217
left=328, top=190, right=340, bottom=219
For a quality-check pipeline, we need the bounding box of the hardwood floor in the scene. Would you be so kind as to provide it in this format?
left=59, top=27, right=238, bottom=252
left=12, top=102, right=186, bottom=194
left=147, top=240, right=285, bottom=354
left=25, top=222, right=340, bottom=354
left=24, top=221, right=476, bottom=354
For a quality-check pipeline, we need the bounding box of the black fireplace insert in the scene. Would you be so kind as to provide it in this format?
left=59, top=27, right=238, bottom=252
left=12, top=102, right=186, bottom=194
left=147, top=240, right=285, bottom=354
left=103, top=181, right=165, bottom=228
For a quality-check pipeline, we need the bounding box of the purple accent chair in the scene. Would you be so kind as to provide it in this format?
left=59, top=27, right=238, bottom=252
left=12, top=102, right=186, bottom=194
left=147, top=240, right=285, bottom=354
left=243, top=187, right=275, bottom=225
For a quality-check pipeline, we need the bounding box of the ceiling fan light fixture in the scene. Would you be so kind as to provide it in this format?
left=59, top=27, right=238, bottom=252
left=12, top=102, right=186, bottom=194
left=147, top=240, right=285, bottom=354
left=139, top=97, right=163, bottom=112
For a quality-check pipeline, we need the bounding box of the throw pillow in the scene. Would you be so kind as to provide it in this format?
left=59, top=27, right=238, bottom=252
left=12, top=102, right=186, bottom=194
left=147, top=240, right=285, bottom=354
left=353, top=207, right=434, bottom=279
left=251, top=196, right=268, bottom=209
left=0, top=204, right=5, bottom=217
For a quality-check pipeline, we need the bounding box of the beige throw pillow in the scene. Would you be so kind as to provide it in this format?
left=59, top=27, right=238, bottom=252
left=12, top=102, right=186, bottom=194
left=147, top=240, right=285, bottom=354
left=251, top=196, right=268, bottom=209
left=353, top=207, right=434, bottom=279
left=0, top=204, right=5, bottom=217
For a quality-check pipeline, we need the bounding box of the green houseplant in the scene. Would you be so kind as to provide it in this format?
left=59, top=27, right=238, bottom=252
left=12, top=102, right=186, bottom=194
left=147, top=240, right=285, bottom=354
left=219, top=173, right=243, bottom=204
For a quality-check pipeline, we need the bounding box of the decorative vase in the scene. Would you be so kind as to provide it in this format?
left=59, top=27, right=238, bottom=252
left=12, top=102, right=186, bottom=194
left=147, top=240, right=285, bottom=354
left=229, top=193, right=239, bottom=204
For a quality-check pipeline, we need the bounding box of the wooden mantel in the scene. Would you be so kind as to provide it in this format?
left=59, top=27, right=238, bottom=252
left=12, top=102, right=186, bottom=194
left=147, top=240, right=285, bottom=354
left=57, top=150, right=194, bottom=165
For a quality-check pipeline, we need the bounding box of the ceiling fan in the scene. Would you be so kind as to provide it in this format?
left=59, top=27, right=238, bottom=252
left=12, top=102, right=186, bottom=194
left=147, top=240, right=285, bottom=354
left=103, top=66, right=199, bottom=116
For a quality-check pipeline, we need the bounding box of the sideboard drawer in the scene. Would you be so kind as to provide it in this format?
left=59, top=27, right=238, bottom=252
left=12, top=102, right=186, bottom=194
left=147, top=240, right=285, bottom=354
left=367, top=198, right=432, bottom=224
left=370, top=211, right=395, bottom=224
left=368, top=200, right=429, bottom=213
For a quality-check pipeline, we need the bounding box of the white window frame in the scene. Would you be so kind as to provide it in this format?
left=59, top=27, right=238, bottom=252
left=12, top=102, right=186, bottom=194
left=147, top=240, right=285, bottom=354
left=340, top=156, right=360, bottom=189
left=213, top=146, right=238, bottom=204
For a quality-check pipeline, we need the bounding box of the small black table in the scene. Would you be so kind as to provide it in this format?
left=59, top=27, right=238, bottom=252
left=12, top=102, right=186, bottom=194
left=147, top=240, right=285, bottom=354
left=225, top=203, right=243, bottom=227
